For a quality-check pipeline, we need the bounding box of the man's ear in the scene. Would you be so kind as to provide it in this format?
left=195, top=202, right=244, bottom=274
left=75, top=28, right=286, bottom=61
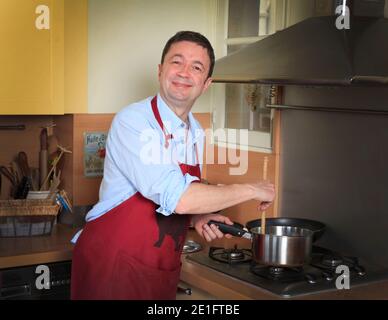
left=158, top=64, right=162, bottom=78
left=202, top=77, right=213, bottom=93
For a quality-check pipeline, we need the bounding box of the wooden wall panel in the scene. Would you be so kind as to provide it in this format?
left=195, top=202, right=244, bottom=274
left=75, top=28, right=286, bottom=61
left=206, top=148, right=277, bottom=222
left=53, top=114, right=74, bottom=202
left=193, top=113, right=211, bottom=180
left=203, top=110, right=281, bottom=249
left=69, top=112, right=211, bottom=206
left=72, top=114, right=114, bottom=206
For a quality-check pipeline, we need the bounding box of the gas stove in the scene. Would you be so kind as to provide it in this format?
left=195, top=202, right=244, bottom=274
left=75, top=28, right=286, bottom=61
left=185, top=245, right=388, bottom=298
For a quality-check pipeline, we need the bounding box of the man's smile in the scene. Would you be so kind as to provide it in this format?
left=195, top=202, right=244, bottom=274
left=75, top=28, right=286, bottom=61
left=171, top=80, right=192, bottom=88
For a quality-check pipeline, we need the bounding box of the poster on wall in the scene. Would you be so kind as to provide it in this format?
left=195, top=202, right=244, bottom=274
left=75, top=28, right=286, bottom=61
left=83, top=132, right=107, bottom=177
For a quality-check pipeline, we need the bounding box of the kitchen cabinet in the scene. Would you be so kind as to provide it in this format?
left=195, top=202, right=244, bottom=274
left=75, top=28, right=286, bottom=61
left=0, top=0, right=64, bottom=115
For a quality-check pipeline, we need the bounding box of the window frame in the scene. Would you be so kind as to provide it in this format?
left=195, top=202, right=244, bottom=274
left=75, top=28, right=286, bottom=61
left=211, top=0, right=288, bottom=153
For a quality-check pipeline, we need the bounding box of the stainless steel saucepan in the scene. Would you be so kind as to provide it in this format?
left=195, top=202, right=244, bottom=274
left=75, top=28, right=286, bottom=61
left=208, top=220, right=314, bottom=267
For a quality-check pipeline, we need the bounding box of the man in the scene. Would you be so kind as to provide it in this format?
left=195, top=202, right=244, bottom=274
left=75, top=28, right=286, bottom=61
left=71, top=31, right=275, bottom=300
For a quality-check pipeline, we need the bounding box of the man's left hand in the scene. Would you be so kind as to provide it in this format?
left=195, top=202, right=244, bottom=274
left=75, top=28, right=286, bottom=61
left=192, top=214, right=234, bottom=242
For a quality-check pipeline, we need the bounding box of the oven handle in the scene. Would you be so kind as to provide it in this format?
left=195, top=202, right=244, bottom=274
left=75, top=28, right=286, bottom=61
left=1, top=284, right=31, bottom=299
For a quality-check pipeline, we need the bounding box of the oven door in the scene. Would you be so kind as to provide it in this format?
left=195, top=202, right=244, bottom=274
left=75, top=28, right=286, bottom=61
left=0, top=261, right=71, bottom=300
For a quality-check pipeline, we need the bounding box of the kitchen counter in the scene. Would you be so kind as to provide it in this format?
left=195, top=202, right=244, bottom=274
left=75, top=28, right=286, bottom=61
left=2, top=226, right=388, bottom=300
left=0, top=224, right=79, bottom=269
left=181, top=230, right=388, bottom=300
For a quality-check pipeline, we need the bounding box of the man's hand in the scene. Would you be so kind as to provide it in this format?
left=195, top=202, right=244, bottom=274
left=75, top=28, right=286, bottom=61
left=249, top=181, right=275, bottom=211
left=192, top=214, right=234, bottom=242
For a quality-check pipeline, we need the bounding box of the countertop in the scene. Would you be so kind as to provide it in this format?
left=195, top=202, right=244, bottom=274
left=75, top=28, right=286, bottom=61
left=1, top=225, right=388, bottom=300
left=0, top=224, right=78, bottom=269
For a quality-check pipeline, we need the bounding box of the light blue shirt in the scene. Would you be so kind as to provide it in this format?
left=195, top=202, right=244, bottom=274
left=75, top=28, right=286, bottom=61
left=71, top=94, right=204, bottom=243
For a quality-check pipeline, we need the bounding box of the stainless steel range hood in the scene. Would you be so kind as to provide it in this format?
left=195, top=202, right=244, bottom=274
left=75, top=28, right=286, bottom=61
left=212, top=11, right=388, bottom=86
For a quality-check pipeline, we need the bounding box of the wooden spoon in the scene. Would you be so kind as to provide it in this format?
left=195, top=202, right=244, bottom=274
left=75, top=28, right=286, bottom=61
left=39, top=128, right=49, bottom=190
left=40, top=145, right=72, bottom=191
left=261, top=156, right=269, bottom=234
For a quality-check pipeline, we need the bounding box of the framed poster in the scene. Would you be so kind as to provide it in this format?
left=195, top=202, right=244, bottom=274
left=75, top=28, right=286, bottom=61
left=83, top=132, right=107, bottom=177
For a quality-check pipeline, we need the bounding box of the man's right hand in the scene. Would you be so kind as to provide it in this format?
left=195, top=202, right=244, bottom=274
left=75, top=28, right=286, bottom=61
left=248, top=181, right=275, bottom=211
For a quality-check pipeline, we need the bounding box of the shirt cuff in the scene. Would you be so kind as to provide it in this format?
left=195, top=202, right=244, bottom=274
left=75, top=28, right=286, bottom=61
left=70, top=229, right=83, bottom=244
left=156, top=173, right=200, bottom=216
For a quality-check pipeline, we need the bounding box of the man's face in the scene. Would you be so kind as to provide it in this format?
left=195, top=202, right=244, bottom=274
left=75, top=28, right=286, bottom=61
left=158, top=41, right=212, bottom=107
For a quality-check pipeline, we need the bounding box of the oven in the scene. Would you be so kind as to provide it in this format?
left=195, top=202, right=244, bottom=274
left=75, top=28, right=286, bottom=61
left=0, top=261, right=71, bottom=300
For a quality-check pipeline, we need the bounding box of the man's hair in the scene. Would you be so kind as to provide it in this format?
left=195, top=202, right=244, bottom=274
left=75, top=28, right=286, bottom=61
left=161, top=31, right=215, bottom=79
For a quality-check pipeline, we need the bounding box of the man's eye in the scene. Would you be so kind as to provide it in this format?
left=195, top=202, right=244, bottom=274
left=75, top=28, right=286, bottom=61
left=172, top=60, right=181, bottom=65
left=193, top=65, right=203, bottom=72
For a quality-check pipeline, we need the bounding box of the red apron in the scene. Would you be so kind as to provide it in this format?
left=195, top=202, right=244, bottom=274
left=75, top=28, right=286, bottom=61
left=71, top=96, right=200, bottom=300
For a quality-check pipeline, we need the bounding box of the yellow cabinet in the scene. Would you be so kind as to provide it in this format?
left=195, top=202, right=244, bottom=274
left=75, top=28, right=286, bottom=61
left=0, top=0, right=64, bottom=114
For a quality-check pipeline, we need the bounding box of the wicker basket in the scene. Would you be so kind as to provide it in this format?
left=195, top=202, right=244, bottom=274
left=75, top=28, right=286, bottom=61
left=0, top=199, right=60, bottom=237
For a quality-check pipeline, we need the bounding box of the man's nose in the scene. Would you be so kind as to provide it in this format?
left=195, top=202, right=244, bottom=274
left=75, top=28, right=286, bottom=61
left=177, top=63, right=190, bottom=77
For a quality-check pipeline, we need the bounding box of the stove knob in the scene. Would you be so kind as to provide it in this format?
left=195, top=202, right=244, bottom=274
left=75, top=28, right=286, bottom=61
left=354, top=265, right=366, bottom=276
left=322, top=271, right=335, bottom=281
left=305, top=273, right=317, bottom=284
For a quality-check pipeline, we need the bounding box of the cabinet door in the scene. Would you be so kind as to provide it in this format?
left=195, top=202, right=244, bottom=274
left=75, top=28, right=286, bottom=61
left=0, top=0, right=64, bottom=114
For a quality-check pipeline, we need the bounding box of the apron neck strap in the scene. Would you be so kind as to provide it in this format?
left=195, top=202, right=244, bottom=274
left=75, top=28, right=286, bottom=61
left=151, top=96, right=172, bottom=148
left=151, top=95, right=199, bottom=164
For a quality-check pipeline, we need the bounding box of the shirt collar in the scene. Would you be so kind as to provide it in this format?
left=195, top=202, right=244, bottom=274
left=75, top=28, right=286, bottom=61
left=157, top=94, right=183, bottom=134
left=156, top=94, right=203, bottom=144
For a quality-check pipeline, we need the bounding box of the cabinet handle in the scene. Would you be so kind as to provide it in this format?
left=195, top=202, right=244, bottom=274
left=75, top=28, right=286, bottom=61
left=1, top=284, right=31, bottom=299
left=0, top=125, right=25, bottom=130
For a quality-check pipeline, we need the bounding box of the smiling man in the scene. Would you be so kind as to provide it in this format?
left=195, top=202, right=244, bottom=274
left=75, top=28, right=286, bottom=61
left=71, top=31, right=275, bottom=300
left=158, top=39, right=212, bottom=117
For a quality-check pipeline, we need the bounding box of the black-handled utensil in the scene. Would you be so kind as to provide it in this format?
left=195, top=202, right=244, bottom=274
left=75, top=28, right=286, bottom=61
left=207, top=220, right=252, bottom=239
left=18, top=151, right=38, bottom=191
left=15, top=176, right=30, bottom=199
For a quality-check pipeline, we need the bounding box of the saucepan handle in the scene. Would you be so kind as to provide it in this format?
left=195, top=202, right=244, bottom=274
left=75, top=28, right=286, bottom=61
left=207, top=220, right=250, bottom=238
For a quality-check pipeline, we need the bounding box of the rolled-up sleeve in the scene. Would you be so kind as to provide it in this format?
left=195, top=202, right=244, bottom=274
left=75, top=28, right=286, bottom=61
left=108, top=108, right=199, bottom=216
left=155, top=172, right=199, bottom=216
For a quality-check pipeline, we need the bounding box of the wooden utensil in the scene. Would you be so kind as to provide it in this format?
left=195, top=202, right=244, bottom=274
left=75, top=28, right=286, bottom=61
left=40, top=145, right=72, bottom=191
left=0, top=165, right=18, bottom=198
left=49, top=167, right=61, bottom=193
left=261, top=156, right=269, bottom=234
left=0, top=166, right=16, bottom=187
left=11, top=161, right=21, bottom=186
left=39, top=128, right=49, bottom=190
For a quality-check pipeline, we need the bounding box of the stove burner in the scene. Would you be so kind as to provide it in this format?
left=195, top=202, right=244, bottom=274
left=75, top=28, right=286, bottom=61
left=251, top=264, right=305, bottom=282
left=311, top=246, right=367, bottom=277
left=321, top=255, right=344, bottom=268
left=209, top=245, right=252, bottom=264
left=223, top=249, right=245, bottom=261
left=269, top=267, right=286, bottom=276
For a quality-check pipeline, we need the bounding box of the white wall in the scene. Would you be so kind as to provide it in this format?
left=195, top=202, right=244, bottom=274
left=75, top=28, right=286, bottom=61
left=88, top=0, right=217, bottom=113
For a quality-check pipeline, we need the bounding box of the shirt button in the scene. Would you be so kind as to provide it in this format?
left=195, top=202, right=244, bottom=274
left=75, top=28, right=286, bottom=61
left=180, top=123, right=185, bottom=128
